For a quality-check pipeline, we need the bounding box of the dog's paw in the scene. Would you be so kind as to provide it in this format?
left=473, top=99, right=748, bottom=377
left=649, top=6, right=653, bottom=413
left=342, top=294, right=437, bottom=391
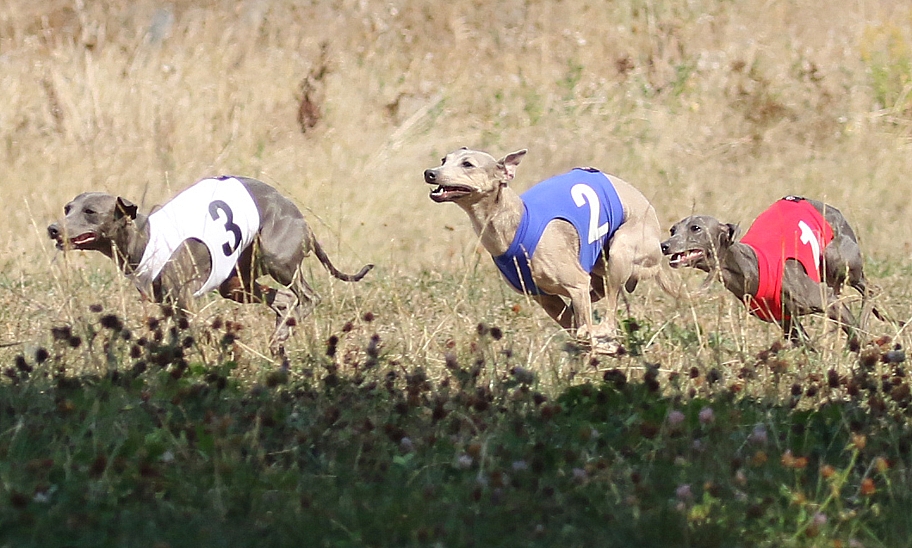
left=591, top=336, right=625, bottom=357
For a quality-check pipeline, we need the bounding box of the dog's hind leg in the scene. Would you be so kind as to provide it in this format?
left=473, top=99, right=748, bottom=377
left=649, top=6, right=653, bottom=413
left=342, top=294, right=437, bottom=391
left=782, top=261, right=858, bottom=342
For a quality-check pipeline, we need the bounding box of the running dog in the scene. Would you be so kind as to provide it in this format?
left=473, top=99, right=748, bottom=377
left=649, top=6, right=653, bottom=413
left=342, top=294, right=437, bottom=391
left=48, top=176, right=372, bottom=352
left=424, top=147, right=674, bottom=355
left=661, top=196, right=879, bottom=343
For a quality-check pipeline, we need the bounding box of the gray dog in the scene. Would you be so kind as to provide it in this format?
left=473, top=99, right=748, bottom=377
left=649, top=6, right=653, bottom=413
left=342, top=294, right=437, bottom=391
left=661, top=195, right=880, bottom=343
left=48, top=176, right=372, bottom=352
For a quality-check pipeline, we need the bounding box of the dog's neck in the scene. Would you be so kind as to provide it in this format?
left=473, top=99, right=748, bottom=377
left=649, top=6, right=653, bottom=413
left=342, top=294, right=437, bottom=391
left=714, top=243, right=759, bottom=299
left=101, top=214, right=151, bottom=274
left=460, top=185, right=524, bottom=256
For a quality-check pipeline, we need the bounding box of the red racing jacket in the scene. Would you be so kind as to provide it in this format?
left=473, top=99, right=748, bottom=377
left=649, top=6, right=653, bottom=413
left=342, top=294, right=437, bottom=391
left=738, top=196, right=834, bottom=322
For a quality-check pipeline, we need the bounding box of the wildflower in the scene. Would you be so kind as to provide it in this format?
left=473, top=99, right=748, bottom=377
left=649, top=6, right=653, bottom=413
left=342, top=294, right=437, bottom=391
left=820, top=464, right=836, bottom=479
left=51, top=325, right=72, bottom=341
left=512, top=460, right=528, bottom=472
left=781, top=450, right=808, bottom=469
left=14, top=356, right=31, bottom=374
left=859, top=478, right=876, bottom=496
left=851, top=434, right=866, bottom=451
left=698, top=406, right=715, bottom=425
left=456, top=454, right=473, bottom=469
left=812, top=512, right=827, bottom=526
left=874, top=457, right=890, bottom=473
left=572, top=468, right=588, bottom=482
left=467, top=442, right=483, bottom=459
left=400, top=437, right=414, bottom=453
left=667, top=410, right=685, bottom=427
left=510, top=366, right=535, bottom=385
left=748, top=424, right=768, bottom=445
left=882, top=349, right=905, bottom=364
left=675, top=484, right=693, bottom=501
left=34, top=348, right=49, bottom=364
left=707, top=368, right=722, bottom=384
left=734, top=469, right=747, bottom=485
left=32, top=485, right=56, bottom=504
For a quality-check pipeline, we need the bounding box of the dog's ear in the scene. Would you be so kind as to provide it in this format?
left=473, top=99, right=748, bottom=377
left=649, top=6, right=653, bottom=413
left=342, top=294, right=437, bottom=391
left=115, top=197, right=138, bottom=220
left=497, top=149, right=527, bottom=183
left=722, top=223, right=740, bottom=246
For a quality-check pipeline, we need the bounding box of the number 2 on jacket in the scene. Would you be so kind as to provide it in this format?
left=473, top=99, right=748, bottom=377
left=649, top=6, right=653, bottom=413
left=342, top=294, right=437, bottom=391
left=571, top=183, right=611, bottom=244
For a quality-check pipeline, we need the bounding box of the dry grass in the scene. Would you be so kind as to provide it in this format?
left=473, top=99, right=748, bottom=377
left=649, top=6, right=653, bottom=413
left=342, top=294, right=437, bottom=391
left=1, top=0, right=911, bottom=386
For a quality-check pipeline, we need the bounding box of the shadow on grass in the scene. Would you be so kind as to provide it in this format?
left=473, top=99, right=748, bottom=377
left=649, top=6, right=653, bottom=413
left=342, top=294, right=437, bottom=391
left=1, top=312, right=911, bottom=548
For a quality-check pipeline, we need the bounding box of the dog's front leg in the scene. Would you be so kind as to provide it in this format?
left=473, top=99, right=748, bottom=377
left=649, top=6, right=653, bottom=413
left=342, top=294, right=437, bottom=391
left=532, top=294, right=575, bottom=330
left=564, top=282, right=597, bottom=347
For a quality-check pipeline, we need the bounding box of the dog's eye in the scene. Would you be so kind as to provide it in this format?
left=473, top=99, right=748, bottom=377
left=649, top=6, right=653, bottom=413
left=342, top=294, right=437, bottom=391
left=64, top=205, right=71, bottom=214
left=461, top=160, right=474, bottom=168
left=669, top=227, right=677, bottom=236
left=690, top=224, right=701, bottom=233
left=84, top=208, right=96, bottom=216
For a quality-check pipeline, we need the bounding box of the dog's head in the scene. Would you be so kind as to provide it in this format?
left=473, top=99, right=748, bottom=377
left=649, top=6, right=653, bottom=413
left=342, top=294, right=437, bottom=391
left=47, top=193, right=138, bottom=252
left=423, top=147, right=528, bottom=204
left=661, top=215, right=739, bottom=272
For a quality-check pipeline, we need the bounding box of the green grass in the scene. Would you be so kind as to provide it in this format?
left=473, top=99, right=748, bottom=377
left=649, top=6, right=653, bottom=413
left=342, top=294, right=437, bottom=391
left=1, top=308, right=910, bottom=547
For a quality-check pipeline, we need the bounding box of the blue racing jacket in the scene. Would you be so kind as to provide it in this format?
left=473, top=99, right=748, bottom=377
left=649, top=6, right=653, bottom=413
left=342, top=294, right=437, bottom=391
left=493, top=168, right=625, bottom=295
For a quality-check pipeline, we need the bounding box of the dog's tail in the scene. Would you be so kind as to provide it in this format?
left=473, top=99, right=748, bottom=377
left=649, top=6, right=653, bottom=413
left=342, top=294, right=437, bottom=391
left=313, top=239, right=374, bottom=282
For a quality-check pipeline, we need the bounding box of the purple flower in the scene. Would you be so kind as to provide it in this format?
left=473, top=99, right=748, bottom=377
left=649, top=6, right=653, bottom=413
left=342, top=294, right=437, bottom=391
left=675, top=484, right=693, bottom=501
left=667, top=410, right=685, bottom=426
left=749, top=424, right=768, bottom=445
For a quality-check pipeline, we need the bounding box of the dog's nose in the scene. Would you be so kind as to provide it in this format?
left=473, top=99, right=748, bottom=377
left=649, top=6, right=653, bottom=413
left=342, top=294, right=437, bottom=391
left=47, top=224, right=60, bottom=240
left=424, top=169, right=437, bottom=184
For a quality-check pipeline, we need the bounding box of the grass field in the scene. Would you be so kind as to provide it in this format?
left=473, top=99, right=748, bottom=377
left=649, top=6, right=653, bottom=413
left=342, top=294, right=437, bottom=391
left=2, top=0, right=912, bottom=546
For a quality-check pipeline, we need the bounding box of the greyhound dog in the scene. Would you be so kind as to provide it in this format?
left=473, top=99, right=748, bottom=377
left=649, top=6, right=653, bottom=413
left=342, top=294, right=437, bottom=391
left=661, top=195, right=879, bottom=343
left=48, top=176, right=372, bottom=352
left=424, top=147, right=674, bottom=355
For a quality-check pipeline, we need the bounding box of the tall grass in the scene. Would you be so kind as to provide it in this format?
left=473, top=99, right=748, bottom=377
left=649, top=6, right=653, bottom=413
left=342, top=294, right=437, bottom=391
left=0, top=0, right=909, bottom=372
left=2, top=1, right=912, bottom=544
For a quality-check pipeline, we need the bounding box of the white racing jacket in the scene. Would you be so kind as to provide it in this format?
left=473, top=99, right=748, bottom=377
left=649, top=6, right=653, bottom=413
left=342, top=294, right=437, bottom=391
left=132, top=177, right=261, bottom=297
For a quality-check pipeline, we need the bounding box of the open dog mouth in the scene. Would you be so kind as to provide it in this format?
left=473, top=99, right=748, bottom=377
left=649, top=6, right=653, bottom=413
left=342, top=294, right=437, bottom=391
left=429, top=184, right=473, bottom=203
left=668, top=249, right=704, bottom=268
left=59, top=232, right=98, bottom=249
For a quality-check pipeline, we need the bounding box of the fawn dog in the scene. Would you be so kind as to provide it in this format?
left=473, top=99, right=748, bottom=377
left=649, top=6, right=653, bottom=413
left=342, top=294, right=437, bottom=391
left=424, top=147, right=674, bottom=355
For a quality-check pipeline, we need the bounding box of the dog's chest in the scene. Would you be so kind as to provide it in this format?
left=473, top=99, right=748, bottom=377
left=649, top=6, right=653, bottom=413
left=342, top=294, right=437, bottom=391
left=133, top=177, right=261, bottom=297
